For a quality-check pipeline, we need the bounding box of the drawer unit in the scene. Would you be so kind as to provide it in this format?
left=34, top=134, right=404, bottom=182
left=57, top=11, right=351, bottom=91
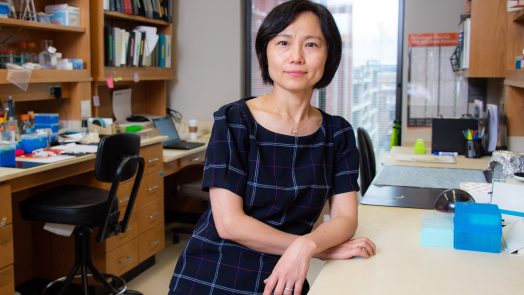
left=0, top=225, right=13, bottom=268
left=0, top=184, right=12, bottom=227
left=136, top=172, right=163, bottom=206
left=136, top=198, right=164, bottom=234
left=101, top=217, right=138, bottom=252
left=138, top=224, right=165, bottom=262
left=141, top=143, right=163, bottom=175
left=105, top=238, right=138, bottom=276
left=179, top=151, right=205, bottom=167
left=0, top=265, right=14, bottom=295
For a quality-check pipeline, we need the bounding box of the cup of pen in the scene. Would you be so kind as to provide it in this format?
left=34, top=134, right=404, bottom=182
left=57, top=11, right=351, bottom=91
left=464, top=129, right=482, bottom=158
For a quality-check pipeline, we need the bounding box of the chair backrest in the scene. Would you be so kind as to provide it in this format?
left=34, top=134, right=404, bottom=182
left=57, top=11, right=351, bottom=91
left=357, top=127, right=376, bottom=196
left=95, top=133, right=145, bottom=242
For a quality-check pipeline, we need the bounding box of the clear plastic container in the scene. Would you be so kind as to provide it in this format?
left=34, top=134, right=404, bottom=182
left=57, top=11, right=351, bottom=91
left=0, top=143, right=16, bottom=167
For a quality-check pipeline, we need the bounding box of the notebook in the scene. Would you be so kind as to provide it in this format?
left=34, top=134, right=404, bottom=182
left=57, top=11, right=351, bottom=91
left=152, top=116, right=205, bottom=150
left=360, top=185, right=447, bottom=209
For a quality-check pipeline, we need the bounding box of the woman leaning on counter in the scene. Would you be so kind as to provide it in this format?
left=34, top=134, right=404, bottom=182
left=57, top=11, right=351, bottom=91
left=168, top=1, right=376, bottom=294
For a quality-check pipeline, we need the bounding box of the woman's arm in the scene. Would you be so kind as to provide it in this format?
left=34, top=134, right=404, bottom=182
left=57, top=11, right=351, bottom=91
left=210, top=187, right=299, bottom=255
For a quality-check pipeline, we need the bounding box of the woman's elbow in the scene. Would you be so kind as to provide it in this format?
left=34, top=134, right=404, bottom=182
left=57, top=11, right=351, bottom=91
left=214, top=216, right=237, bottom=240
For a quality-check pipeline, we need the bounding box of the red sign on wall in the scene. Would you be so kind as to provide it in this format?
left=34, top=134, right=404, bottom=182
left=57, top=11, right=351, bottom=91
left=408, top=33, right=459, bottom=47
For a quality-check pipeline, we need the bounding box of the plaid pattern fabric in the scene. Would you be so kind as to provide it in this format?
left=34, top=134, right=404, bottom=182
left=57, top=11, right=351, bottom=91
left=169, top=97, right=359, bottom=294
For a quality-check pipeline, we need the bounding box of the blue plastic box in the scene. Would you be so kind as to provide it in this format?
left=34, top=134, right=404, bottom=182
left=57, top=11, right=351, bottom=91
left=454, top=202, right=502, bottom=253
left=34, top=113, right=59, bottom=124
left=0, top=143, right=16, bottom=167
left=34, top=123, right=59, bottom=133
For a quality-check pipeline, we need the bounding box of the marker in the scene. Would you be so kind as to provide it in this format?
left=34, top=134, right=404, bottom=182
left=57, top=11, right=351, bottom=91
left=433, top=151, right=458, bottom=157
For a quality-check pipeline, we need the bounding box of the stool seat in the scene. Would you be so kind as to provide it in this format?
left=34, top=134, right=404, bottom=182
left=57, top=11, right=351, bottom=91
left=20, top=185, right=117, bottom=226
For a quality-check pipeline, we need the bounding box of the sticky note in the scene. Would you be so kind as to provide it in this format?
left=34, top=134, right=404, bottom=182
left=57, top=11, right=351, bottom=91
left=92, top=95, right=100, bottom=107
left=106, top=77, right=114, bottom=89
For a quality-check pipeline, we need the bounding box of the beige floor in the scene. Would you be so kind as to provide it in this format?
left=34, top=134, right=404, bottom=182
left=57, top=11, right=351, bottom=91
left=127, top=231, right=325, bottom=294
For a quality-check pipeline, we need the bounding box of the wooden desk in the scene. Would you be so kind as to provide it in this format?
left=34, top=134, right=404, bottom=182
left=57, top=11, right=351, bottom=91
left=162, top=135, right=209, bottom=176
left=0, top=136, right=167, bottom=294
left=384, top=146, right=491, bottom=170
left=309, top=205, right=524, bottom=295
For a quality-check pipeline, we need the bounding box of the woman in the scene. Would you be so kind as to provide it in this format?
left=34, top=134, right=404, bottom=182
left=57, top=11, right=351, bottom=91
left=168, top=1, right=376, bottom=294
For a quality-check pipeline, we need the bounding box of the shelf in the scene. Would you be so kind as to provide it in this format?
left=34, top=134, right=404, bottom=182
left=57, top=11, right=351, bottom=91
left=104, top=11, right=170, bottom=26
left=98, top=67, right=173, bottom=82
left=0, top=69, right=92, bottom=84
left=504, top=70, right=524, bottom=88
left=0, top=18, right=85, bottom=33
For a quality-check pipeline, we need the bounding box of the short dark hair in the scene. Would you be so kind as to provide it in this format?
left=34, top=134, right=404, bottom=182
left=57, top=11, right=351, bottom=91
left=255, top=0, right=342, bottom=89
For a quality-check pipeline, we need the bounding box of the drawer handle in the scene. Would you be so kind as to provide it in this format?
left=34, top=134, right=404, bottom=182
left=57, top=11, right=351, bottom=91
left=148, top=157, right=160, bottom=164
left=191, top=156, right=200, bottom=162
left=117, top=256, right=132, bottom=265
left=119, top=198, right=130, bottom=204
left=149, top=240, right=161, bottom=247
left=148, top=212, right=160, bottom=220
left=124, top=226, right=133, bottom=232
left=148, top=185, right=160, bottom=192
left=0, top=217, right=6, bottom=227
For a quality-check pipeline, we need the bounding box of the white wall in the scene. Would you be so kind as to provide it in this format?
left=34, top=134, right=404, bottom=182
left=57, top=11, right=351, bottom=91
left=402, top=0, right=464, bottom=144
left=169, top=0, right=244, bottom=123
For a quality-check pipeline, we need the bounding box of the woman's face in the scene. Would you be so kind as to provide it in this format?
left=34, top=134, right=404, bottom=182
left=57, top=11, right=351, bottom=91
left=266, top=12, right=328, bottom=93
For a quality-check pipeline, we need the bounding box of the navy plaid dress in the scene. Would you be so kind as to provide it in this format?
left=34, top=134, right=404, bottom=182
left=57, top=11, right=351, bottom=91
left=168, top=97, right=360, bottom=294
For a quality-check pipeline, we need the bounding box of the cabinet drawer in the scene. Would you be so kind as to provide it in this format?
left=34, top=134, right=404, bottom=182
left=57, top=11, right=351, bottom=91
left=137, top=199, right=164, bottom=234
left=0, top=265, right=14, bottom=295
left=179, top=151, right=205, bottom=167
left=105, top=239, right=138, bottom=276
left=0, top=225, right=13, bottom=269
left=141, top=144, right=163, bottom=175
left=0, top=184, right=11, bottom=227
left=104, top=217, right=138, bottom=252
left=138, top=224, right=165, bottom=262
left=136, top=172, right=163, bottom=206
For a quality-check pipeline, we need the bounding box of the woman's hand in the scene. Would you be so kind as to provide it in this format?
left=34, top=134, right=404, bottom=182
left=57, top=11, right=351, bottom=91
left=316, top=237, right=376, bottom=260
left=263, top=237, right=316, bottom=295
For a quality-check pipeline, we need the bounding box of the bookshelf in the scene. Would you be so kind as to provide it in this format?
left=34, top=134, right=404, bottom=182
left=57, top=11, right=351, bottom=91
left=90, top=0, right=173, bottom=117
left=0, top=0, right=91, bottom=124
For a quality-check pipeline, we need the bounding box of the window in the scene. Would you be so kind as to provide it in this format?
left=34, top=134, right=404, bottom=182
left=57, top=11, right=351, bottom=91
left=246, top=0, right=403, bottom=162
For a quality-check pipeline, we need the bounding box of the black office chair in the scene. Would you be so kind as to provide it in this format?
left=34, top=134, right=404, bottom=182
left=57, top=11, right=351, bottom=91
left=167, top=163, right=209, bottom=243
left=357, top=127, right=376, bottom=196
left=19, top=133, right=145, bottom=295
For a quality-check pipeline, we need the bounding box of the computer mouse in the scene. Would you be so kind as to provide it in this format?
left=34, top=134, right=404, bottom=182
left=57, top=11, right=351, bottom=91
left=434, top=189, right=475, bottom=213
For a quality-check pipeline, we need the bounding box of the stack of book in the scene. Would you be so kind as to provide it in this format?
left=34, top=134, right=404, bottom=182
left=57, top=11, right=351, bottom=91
left=103, top=0, right=172, bottom=22
left=104, top=25, right=171, bottom=68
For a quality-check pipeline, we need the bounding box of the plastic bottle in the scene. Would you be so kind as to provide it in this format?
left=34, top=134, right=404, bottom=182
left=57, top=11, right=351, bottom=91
left=0, top=117, right=5, bottom=141
left=20, top=114, right=33, bottom=134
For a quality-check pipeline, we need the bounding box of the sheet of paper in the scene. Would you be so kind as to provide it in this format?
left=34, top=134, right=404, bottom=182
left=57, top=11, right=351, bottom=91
left=112, top=88, right=132, bottom=122
left=51, top=143, right=98, bottom=154
left=503, top=219, right=524, bottom=253
left=394, top=153, right=457, bottom=164
left=16, top=154, right=76, bottom=163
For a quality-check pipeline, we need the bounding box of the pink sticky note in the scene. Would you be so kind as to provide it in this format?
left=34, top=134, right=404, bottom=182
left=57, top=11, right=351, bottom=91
left=106, top=77, right=114, bottom=89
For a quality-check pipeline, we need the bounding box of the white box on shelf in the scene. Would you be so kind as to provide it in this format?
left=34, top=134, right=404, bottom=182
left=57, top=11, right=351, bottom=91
left=45, top=4, right=80, bottom=27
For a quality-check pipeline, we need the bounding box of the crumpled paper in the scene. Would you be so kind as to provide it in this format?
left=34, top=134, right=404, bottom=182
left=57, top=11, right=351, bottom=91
left=489, top=150, right=524, bottom=180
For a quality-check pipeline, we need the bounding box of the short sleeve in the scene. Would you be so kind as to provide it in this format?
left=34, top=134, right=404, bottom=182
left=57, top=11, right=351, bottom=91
left=332, top=118, right=360, bottom=194
left=202, top=103, right=249, bottom=197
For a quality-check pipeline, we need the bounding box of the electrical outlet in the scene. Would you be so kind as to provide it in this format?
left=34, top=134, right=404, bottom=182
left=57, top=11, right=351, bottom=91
left=80, top=100, right=91, bottom=118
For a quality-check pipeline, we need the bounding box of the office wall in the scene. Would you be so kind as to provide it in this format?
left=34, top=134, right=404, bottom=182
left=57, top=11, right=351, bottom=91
left=169, top=0, right=244, bottom=123
left=402, top=0, right=464, bottom=144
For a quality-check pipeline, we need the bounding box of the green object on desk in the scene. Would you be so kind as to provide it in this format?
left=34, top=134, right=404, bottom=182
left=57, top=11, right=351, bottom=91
left=413, top=138, right=426, bottom=154
left=125, top=125, right=144, bottom=133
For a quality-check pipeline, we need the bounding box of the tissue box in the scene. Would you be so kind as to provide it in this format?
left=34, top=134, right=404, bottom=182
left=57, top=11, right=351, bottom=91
left=0, top=2, right=10, bottom=18
left=34, top=113, right=59, bottom=124
left=45, top=4, right=80, bottom=26
left=454, top=202, right=502, bottom=253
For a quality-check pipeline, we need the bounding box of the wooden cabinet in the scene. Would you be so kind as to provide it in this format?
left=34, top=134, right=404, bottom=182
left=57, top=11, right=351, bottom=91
left=0, top=184, right=13, bottom=295
left=0, top=0, right=91, bottom=120
left=93, top=142, right=165, bottom=276
left=466, top=0, right=507, bottom=77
